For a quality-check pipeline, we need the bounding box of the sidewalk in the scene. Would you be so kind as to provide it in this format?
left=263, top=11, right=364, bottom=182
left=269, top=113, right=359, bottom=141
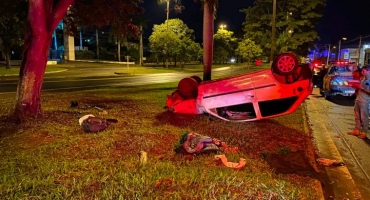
left=305, top=93, right=363, bottom=199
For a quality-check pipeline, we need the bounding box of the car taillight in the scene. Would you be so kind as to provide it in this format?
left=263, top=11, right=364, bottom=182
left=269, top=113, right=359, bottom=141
left=330, top=78, right=349, bottom=86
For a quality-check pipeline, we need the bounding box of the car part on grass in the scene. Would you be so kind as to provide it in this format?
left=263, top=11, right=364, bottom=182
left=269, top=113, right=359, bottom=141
left=316, top=158, right=345, bottom=167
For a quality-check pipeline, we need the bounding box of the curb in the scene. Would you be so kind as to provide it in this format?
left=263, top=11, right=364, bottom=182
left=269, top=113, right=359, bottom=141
left=302, top=104, right=325, bottom=200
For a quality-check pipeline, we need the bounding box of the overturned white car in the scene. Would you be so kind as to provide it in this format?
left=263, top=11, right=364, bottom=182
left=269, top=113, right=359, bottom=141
left=165, top=52, right=313, bottom=122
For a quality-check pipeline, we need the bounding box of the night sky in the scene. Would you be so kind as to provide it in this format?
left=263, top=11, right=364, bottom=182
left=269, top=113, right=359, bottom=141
left=142, top=0, right=370, bottom=45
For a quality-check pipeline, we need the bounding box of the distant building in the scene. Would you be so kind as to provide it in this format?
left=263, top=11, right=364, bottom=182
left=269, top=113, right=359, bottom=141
left=309, top=37, right=370, bottom=66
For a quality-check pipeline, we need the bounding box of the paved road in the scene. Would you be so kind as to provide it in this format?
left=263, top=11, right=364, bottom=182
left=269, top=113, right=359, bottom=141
left=306, top=88, right=370, bottom=199
left=0, top=65, right=247, bottom=94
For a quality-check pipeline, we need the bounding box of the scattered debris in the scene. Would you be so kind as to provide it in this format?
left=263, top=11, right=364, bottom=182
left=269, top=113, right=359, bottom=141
left=138, top=151, right=148, bottom=165
left=79, top=114, right=118, bottom=133
left=316, top=158, right=345, bottom=167
left=70, top=101, right=79, bottom=107
left=155, top=178, right=172, bottom=188
left=99, top=110, right=108, bottom=115
left=214, top=154, right=246, bottom=169
left=175, top=132, right=238, bottom=155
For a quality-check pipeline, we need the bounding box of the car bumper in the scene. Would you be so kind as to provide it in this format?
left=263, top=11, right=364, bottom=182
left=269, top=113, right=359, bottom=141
left=329, top=87, right=356, bottom=96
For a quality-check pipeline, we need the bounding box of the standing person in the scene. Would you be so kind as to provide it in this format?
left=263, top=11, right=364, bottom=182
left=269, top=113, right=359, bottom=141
left=348, top=65, right=370, bottom=139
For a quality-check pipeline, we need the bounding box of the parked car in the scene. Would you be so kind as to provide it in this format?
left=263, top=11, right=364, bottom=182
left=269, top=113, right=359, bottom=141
left=165, top=52, right=314, bottom=122
left=320, top=62, right=360, bottom=100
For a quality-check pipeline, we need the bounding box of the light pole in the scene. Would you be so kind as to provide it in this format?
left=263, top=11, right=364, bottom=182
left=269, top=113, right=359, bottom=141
left=163, top=0, right=170, bottom=68
left=337, top=37, right=347, bottom=61
left=326, top=44, right=331, bottom=66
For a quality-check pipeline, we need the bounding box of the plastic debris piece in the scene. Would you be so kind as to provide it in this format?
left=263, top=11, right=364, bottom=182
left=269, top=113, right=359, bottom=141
left=214, top=154, right=246, bottom=169
left=155, top=178, right=172, bottom=188
left=316, top=158, right=345, bottom=167
left=138, top=151, right=148, bottom=165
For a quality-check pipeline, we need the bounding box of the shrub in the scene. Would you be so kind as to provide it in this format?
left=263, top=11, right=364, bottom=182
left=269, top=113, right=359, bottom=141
left=75, top=50, right=95, bottom=59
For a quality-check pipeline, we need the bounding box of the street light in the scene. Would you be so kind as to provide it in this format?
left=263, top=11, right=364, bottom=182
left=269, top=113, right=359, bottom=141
left=326, top=44, right=331, bottom=66
left=220, top=24, right=227, bottom=30
left=337, top=37, right=347, bottom=61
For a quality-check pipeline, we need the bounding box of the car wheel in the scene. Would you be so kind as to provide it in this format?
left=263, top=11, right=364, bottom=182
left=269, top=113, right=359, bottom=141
left=272, top=52, right=299, bottom=75
left=190, top=75, right=202, bottom=83
left=319, top=89, right=325, bottom=96
left=177, top=77, right=199, bottom=99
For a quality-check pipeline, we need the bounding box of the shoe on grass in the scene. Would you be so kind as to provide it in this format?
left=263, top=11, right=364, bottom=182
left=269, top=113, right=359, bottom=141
left=358, top=132, right=367, bottom=139
left=347, top=129, right=360, bottom=136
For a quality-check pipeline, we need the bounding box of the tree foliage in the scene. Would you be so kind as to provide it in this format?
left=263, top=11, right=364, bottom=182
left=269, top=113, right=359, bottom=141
left=0, top=0, right=28, bottom=69
left=213, top=29, right=238, bottom=63
left=241, top=0, right=326, bottom=59
left=66, top=0, right=144, bottom=37
left=149, top=19, right=200, bottom=67
left=236, top=39, right=263, bottom=64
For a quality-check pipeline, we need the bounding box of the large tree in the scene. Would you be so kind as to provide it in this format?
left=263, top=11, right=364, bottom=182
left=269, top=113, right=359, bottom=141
left=241, top=0, right=326, bottom=59
left=0, top=0, right=28, bottom=69
left=14, top=0, right=143, bottom=121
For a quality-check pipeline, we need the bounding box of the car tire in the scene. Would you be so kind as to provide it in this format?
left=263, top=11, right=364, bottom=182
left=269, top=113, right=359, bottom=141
left=319, top=89, right=325, bottom=96
left=177, top=77, right=199, bottom=99
left=272, top=52, right=299, bottom=75
left=190, top=75, right=202, bottom=83
left=324, top=92, right=332, bottom=100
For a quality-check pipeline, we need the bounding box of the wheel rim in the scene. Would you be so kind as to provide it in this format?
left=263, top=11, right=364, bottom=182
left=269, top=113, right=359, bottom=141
left=277, top=55, right=296, bottom=73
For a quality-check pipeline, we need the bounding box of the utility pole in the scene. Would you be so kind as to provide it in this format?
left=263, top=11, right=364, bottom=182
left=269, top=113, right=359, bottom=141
left=166, top=0, right=169, bottom=30
left=269, top=0, right=276, bottom=63
left=326, top=44, right=331, bottom=66
left=96, top=29, right=99, bottom=60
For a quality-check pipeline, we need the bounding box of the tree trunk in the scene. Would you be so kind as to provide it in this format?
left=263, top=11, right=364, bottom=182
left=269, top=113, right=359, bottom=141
left=3, top=48, right=12, bottom=69
left=202, top=1, right=214, bottom=81
left=118, top=40, right=121, bottom=62
left=14, top=0, right=74, bottom=121
left=15, top=33, right=51, bottom=120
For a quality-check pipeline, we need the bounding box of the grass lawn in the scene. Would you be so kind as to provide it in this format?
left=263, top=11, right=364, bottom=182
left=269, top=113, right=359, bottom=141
left=0, top=80, right=323, bottom=199
left=0, top=64, right=67, bottom=76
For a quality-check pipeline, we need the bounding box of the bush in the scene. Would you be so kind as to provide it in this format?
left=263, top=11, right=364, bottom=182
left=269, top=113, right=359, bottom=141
left=75, top=50, right=95, bottom=60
